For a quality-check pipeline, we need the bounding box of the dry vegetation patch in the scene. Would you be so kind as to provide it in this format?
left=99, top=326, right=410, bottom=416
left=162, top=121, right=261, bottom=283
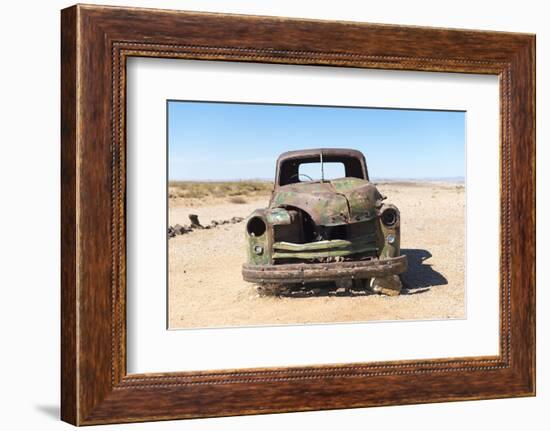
left=169, top=181, right=273, bottom=205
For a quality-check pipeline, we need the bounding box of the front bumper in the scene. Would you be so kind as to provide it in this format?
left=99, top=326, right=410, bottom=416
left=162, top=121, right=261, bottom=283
left=242, top=255, right=407, bottom=284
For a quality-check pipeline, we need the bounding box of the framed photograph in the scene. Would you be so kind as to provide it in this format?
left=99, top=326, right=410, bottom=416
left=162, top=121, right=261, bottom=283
left=61, top=4, right=535, bottom=425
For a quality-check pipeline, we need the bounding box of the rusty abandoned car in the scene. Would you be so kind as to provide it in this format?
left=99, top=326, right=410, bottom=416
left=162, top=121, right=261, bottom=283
left=242, top=148, right=408, bottom=296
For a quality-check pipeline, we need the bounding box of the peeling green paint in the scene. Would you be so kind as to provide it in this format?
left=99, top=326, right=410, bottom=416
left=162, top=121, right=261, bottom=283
left=270, top=178, right=381, bottom=226
left=273, top=246, right=379, bottom=260
left=272, top=234, right=379, bottom=260
left=274, top=233, right=376, bottom=252
left=266, top=207, right=292, bottom=225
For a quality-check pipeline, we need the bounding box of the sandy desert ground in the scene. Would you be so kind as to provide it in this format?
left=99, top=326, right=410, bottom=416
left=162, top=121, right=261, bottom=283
left=168, top=181, right=465, bottom=329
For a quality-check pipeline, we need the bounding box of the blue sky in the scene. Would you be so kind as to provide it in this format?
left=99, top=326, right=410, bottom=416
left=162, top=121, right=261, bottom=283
left=168, top=101, right=465, bottom=181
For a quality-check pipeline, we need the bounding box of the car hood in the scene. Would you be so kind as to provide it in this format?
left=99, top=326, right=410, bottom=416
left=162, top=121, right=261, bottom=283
left=270, top=177, right=383, bottom=226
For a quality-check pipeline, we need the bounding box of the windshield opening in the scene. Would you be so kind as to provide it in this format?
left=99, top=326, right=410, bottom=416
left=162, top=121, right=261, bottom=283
left=278, top=154, right=366, bottom=186
left=298, top=162, right=346, bottom=182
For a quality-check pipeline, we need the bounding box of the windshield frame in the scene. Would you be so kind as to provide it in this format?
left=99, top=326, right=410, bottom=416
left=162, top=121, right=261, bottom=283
left=275, top=149, right=369, bottom=187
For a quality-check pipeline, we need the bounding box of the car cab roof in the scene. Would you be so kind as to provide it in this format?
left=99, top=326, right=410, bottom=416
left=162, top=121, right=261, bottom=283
left=276, top=148, right=366, bottom=163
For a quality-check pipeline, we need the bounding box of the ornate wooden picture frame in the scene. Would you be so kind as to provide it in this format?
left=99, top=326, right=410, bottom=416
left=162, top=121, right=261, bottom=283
left=61, top=4, right=535, bottom=425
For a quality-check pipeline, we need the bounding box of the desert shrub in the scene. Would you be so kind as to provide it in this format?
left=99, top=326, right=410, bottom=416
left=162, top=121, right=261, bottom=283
left=229, top=196, right=247, bottom=204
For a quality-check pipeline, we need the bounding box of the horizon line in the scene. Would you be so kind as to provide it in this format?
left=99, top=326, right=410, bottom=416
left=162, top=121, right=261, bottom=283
left=168, top=176, right=466, bottom=183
